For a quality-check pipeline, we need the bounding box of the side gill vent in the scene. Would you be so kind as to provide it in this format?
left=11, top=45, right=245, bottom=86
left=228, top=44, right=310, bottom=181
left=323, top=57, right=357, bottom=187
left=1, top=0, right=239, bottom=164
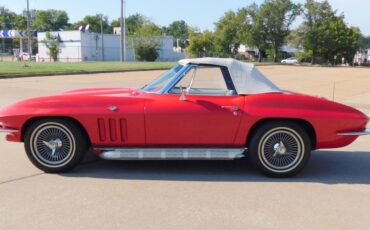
left=109, top=119, right=117, bottom=141
left=98, top=118, right=127, bottom=143
left=98, top=119, right=106, bottom=142
left=120, top=119, right=128, bottom=142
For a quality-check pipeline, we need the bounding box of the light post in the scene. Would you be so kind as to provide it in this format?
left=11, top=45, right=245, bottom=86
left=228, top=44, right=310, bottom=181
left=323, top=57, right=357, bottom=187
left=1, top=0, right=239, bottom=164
left=100, top=15, right=104, bottom=61
left=123, top=0, right=126, bottom=61
left=26, top=0, right=32, bottom=55
left=1, top=23, right=5, bottom=53
left=120, top=0, right=126, bottom=62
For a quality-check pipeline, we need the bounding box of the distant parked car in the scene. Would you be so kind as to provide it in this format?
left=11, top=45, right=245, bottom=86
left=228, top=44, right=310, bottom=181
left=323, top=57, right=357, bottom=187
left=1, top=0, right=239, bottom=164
left=281, top=57, right=299, bottom=65
left=19, top=52, right=36, bottom=61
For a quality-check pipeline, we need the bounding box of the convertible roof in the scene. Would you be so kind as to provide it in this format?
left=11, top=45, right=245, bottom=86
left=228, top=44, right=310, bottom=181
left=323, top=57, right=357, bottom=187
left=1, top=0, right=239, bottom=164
left=179, top=58, right=281, bottom=95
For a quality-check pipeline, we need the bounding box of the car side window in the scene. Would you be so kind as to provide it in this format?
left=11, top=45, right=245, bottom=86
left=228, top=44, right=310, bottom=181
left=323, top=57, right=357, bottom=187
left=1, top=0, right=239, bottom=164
left=170, top=65, right=236, bottom=96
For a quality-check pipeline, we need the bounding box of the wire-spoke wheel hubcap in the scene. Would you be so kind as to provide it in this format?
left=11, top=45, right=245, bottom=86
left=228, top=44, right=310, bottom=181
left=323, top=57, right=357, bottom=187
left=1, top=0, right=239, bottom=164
left=30, top=123, right=76, bottom=168
left=258, top=127, right=305, bottom=173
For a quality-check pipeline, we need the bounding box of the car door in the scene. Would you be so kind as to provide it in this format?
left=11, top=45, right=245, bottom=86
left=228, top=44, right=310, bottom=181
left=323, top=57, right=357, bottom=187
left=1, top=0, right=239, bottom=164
left=144, top=65, right=245, bottom=146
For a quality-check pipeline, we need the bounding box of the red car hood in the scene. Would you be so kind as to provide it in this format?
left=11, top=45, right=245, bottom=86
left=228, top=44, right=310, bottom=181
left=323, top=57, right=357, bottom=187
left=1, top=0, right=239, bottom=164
left=61, top=87, right=136, bottom=96
left=0, top=88, right=143, bottom=117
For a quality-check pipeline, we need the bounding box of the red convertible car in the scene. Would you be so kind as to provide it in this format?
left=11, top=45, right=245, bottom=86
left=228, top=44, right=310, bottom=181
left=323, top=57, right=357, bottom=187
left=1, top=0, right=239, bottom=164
left=0, top=58, right=369, bottom=177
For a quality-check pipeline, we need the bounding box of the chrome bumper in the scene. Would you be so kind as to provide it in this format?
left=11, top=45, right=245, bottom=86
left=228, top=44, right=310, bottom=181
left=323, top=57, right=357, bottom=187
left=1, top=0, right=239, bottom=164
left=338, top=129, right=370, bottom=136
left=0, top=124, right=19, bottom=133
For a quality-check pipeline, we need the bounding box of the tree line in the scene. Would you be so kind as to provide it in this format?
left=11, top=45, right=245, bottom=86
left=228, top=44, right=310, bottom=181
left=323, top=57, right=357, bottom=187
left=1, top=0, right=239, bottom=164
left=1, top=0, right=370, bottom=63
left=188, top=0, right=370, bottom=64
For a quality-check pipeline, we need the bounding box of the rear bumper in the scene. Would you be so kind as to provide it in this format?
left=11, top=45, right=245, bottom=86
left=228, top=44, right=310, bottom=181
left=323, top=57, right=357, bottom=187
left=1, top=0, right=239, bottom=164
left=338, top=129, right=370, bottom=136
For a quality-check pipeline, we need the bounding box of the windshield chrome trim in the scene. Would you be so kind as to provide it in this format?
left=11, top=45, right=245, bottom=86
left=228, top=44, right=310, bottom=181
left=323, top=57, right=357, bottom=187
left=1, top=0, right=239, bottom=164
left=141, top=64, right=187, bottom=95
left=161, top=64, right=194, bottom=94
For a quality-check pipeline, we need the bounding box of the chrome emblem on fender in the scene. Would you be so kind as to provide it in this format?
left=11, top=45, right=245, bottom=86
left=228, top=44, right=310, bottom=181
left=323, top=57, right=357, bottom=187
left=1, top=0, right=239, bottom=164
left=108, top=106, right=118, bottom=111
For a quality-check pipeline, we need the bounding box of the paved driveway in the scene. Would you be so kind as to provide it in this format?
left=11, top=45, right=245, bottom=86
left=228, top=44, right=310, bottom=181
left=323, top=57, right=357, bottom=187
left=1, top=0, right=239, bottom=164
left=0, top=66, right=369, bottom=230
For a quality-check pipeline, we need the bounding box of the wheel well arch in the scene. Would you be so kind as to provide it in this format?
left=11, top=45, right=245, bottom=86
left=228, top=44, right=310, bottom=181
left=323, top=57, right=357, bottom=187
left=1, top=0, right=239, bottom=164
left=246, top=118, right=317, bottom=150
left=21, top=116, right=91, bottom=145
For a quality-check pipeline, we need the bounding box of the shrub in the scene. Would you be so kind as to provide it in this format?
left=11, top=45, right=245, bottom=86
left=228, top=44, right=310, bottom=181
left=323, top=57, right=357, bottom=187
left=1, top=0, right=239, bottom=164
left=135, top=42, right=159, bottom=61
left=134, top=37, right=159, bottom=61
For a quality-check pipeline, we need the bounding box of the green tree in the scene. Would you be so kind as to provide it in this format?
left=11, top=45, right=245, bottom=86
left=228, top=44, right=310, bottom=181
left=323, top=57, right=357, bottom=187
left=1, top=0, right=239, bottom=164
left=127, top=13, right=148, bottom=35
left=187, top=28, right=216, bottom=57
left=0, top=6, right=25, bottom=29
left=137, top=23, right=162, bottom=36
left=0, top=6, right=11, bottom=27
left=358, top=33, right=370, bottom=49
left=302, top=0, right=360, bottom=64
left=287, top=25, right=307, bottom=50
left=303, top=0, right=335, bottom=64
left=113, top=14, right=164, bottom=61
left=259, top=0, right=302, bottom=62
left=43, top=32, right=60, bottom=61
left=318, top=16, right=360, bottom=64
left=214, top=11, right=244, bottom=57
left=167, top=20, right=189, bottom=48
left=110, top=19, right=120, bottom=28
left=111, top=13, right=155, bottom=35
left=0, top=7, right=28, bottom=52
left=75, top=14, right=111, bottom=33
left=32, top=10, right=69, bottom=31
left=13, top=14, right=27, bottom=30
left=133, top=23, right=162, bottom=61
left=238, top=4, right=269, bottom=62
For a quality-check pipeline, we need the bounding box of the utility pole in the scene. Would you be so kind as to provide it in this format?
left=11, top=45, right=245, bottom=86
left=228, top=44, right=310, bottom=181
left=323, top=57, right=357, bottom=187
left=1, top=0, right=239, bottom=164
left=26, top=0, right=32, bottom=56
left=100, top=15, right=104, bottom=61
left=120, top=0, right=125, bottom=62
left=1, top=23, right=5, bottom=53
left=123, top=0, right=126, bottom=61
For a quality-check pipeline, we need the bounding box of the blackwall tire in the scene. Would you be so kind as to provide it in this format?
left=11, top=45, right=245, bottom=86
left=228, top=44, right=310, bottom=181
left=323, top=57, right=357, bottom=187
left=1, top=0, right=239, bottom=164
left=249, top=121, right=311, bottom=177
left=24, top=119, right=89, bottom=173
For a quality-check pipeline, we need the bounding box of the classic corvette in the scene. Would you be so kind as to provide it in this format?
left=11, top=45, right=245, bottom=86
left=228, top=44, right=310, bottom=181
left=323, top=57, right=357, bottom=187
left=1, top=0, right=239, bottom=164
left=0, top=58, right=369, bottom=177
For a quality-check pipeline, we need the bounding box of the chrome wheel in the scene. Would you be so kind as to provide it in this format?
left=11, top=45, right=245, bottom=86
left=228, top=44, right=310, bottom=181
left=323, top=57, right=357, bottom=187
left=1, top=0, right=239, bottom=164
left=258, top=127, right=305, bottom=173
left=30, top=122, right=76, bottom=168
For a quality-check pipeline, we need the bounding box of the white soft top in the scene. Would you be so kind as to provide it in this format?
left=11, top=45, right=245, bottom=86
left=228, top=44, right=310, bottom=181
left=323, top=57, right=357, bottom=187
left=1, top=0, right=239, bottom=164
left=179, top=58, right=281, bottom=95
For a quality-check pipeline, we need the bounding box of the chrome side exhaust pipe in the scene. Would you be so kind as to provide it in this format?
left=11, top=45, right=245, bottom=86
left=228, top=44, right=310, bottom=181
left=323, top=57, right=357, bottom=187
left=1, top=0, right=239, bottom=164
left=97, top=148, right=246, bottom=160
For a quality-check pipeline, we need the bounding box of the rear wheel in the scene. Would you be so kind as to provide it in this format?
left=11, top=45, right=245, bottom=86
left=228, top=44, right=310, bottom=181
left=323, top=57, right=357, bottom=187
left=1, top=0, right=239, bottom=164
left=248, top=121, right=311, bottom=177
left=24, top=119, right=89, bottom=173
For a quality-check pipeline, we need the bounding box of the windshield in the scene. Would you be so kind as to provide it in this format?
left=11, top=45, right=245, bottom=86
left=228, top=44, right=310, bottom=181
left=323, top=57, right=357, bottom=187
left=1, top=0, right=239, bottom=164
left=142, top=64, right=183, bottom=93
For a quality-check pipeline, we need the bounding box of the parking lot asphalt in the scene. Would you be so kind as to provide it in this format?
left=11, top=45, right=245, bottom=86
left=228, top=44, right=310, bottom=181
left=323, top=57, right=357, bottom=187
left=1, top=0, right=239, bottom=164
left=0, top=66, right=369, bottom=230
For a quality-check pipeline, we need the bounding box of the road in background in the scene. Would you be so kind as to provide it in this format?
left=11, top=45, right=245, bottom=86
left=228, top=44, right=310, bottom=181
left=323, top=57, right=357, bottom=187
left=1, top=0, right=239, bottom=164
left=0, top=66, right=369, bottom=230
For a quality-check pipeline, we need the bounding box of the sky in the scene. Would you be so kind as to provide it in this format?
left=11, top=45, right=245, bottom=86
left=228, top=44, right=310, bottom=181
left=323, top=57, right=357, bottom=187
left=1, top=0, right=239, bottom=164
left=0, top=0, right=369, bottom=35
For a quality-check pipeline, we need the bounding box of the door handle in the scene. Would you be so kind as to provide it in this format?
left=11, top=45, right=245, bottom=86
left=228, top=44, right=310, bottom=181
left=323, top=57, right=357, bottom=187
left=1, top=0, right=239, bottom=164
left=221, top=106, right=239, bottom=111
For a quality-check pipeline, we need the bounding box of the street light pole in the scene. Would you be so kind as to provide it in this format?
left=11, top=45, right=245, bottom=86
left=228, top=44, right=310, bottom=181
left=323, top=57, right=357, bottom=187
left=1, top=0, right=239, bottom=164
left=123, top=0, right=126, bottom=61
left=100, top=15, right=105, bottom=61
left=1, top=23, right=5, bottom=53
left=26, top=0, right=32, bottom=55
left=120, top=0, right=124, bottom=62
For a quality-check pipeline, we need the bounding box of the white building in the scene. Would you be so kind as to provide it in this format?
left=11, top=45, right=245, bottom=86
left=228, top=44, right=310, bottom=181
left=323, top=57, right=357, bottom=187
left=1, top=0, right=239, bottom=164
left=37, top=30, right=184, bottom=62
left=354, top=49, right=370, bottom=65
left=238, top=45, right=259, bottom=60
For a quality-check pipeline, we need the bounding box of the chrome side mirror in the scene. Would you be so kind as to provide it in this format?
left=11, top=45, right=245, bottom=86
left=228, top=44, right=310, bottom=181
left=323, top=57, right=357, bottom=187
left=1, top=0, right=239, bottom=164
left=179, top=85, right=187, bottom=101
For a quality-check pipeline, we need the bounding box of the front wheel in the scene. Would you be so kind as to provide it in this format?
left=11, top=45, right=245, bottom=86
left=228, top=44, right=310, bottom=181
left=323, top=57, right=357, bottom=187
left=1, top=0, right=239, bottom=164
left=248, top=121, right=311, bottom=177
left=24, top=119, right=89, bottom=173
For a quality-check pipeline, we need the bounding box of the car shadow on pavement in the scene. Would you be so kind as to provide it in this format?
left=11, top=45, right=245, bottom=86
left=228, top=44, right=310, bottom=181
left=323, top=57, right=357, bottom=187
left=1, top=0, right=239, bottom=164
left=62, top=150, right=370, bottom=184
